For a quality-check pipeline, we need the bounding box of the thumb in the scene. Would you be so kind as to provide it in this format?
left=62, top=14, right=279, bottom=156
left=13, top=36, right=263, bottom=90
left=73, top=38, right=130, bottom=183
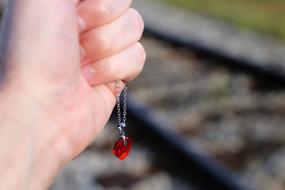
left=1, top=0, right=80, bottom=84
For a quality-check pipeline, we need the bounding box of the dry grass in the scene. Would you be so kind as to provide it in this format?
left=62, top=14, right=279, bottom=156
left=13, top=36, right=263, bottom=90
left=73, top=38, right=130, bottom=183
left=156, top=0, right=285, bottom=40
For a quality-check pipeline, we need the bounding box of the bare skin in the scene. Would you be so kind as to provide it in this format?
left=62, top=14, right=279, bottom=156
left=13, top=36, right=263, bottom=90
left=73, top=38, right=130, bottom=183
left=0, top=0, right=145, bottom=189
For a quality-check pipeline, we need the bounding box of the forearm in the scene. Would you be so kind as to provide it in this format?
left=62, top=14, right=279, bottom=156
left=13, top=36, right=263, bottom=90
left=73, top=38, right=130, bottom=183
left=0, top=118, right=31, bottom=189
left=0, top=88, right=61, bottom=190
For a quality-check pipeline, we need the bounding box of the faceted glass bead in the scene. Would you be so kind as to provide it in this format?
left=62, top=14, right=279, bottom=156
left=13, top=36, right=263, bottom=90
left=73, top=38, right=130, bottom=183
left=113, top=137, right=132, bottom=160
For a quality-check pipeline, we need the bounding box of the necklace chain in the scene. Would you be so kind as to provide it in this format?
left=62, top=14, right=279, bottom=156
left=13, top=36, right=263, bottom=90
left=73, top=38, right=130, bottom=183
left=115, top=80, right=128, bottom=139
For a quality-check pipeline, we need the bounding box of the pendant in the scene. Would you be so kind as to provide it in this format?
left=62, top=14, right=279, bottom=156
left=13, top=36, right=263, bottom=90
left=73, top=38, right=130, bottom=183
left=113, top=136, right=132, bottom=160
left=114, top=81, right=131, bottom=160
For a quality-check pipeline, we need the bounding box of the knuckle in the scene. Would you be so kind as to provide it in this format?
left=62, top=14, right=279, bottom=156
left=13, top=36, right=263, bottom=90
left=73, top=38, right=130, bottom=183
left=95, top=32, right=109, bottom=52
left=81, top=30, right=110, bottom=57
left=105, top=58, right=117, bottom=77
left=95, top=4, right=112, bottom=21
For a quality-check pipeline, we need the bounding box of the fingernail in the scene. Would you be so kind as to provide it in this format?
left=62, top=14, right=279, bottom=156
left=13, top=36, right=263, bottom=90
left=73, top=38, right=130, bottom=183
left=137, top=43, right=146, bottom=58
left=78, top=17, right=86, bottom=32
left=82, top=65, right=95, bottom=81
left=130, top=8, right=144, bottom=29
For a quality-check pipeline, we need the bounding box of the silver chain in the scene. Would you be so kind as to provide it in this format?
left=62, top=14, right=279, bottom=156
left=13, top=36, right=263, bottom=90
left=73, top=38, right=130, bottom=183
left=115, top=80, right=128, bottom=141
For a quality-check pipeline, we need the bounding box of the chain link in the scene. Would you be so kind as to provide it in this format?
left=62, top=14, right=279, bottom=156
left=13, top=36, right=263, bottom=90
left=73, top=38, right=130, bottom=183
left=115, top=80, right=128, bottom=140
left=122, top=86, right=128, bottom=123
left=116, top=81, right=121, bottom=125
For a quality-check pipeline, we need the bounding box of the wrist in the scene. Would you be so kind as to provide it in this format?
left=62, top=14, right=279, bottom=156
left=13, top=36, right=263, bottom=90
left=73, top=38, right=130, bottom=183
left=0, top=85, right=62, bottom=190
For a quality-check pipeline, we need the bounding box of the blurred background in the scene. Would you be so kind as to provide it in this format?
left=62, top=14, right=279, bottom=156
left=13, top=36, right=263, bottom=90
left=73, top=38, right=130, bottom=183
left=2, top=0, right=285, bottom=190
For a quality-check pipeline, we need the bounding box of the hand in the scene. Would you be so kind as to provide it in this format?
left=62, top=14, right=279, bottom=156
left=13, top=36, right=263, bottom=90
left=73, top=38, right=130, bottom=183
left=0, top=0, right=145, bottom=189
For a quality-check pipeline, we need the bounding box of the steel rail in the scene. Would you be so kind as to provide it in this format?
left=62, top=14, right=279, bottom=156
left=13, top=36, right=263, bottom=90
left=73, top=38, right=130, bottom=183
left=144, top=26, right=285, bottom=85
left=125, top=95, right=250, bottom=190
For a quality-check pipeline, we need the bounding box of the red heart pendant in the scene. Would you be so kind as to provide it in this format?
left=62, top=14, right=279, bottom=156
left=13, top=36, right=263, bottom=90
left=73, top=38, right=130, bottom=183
left=113, top=137, right=132, bottom=160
